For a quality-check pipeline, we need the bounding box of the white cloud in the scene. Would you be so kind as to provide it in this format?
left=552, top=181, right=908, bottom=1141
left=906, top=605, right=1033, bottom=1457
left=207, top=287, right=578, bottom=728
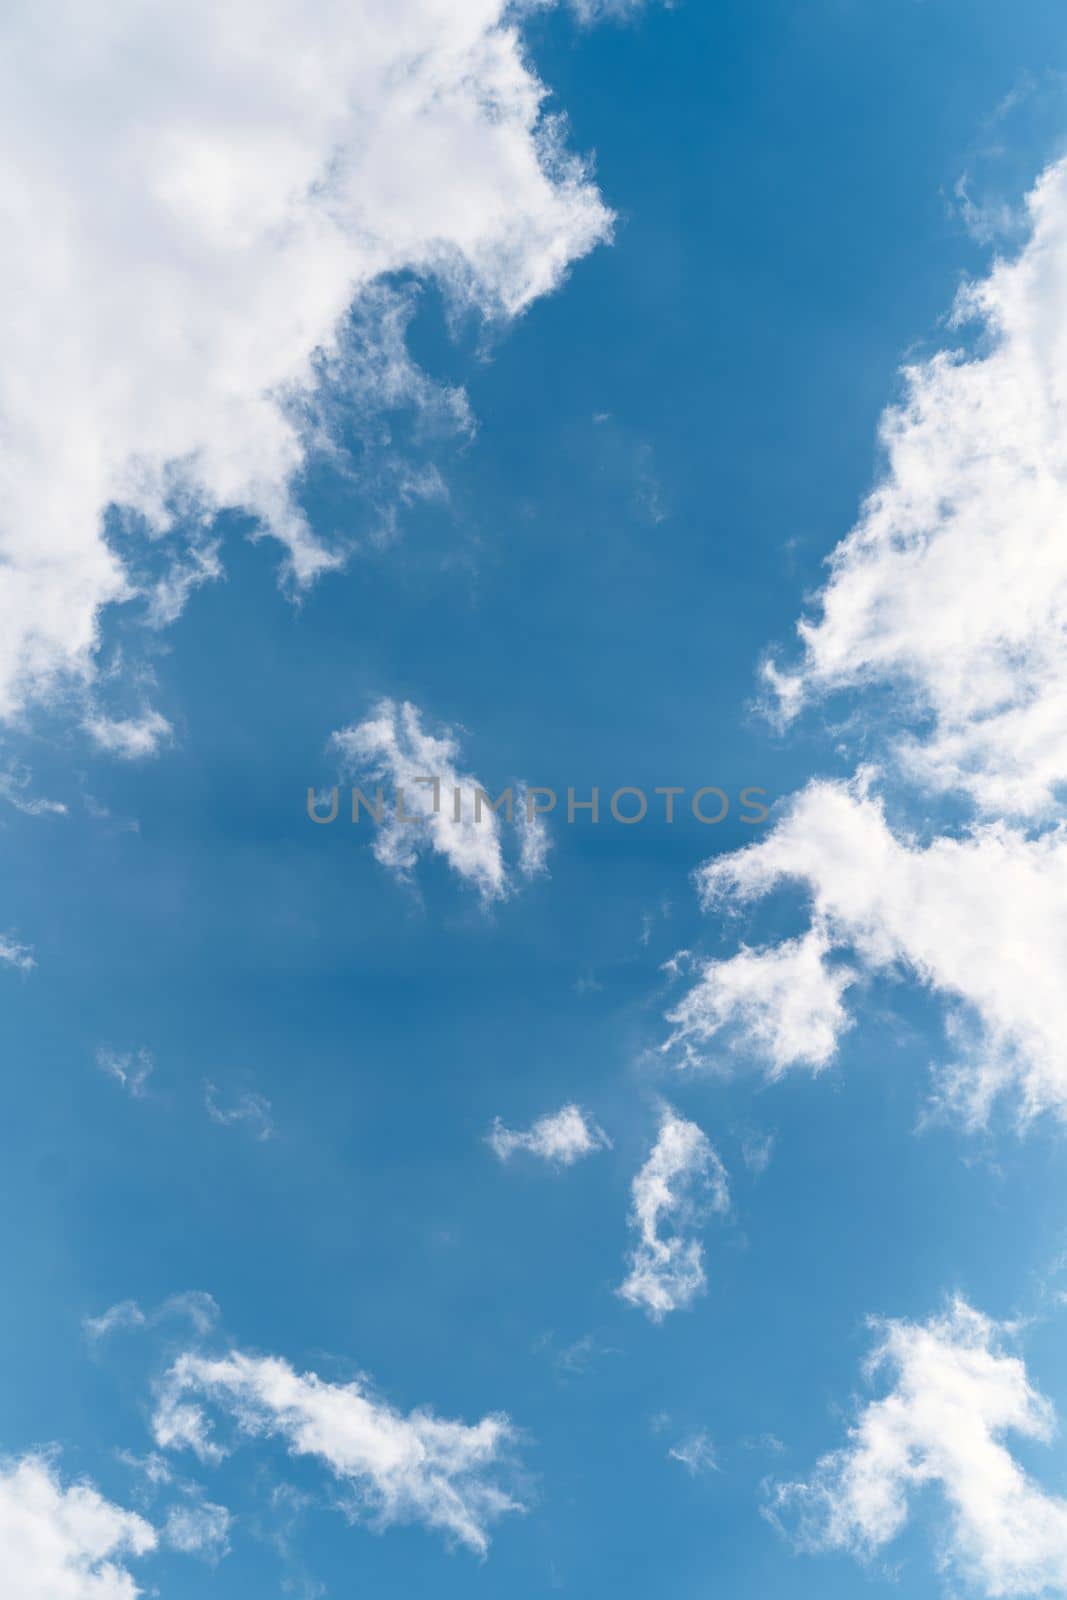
left=205, top=1083, right=274, bottom=1141
left=153, top=1348, right=520, bottom=1553
left=331, top=699, right=549, bottom=902
left=771, top=1299, right=1067, bottom=1598
left=564, top=0, right=652, bottom=21
left=0, top=1453, right=156, bottom=1600
left=86, top=1291, right=220, bottom=1342
left=546, top=1331, right=619, bottom=1376
left=116, top=1452, right=173, bottom=1492
left=688, top=776, right=1067, bottom=1126
left=764, top=157, right=1067, bottom=820
left=83, top=712, right=173, bottom=762
left=0, top=0, right=611, bottom=728
left=85, top=1301, right=149, bottom=1340
left=0, top=766, right=66, bottom=816
left=618, top=1106, right=729, bottom=1322
left=668, top=1429, right=719, bottom=1476
left=739, top=1128, right=775, bottom=1176
left=163, top=1499, right=232, bottom=1562
left=0, top=935, right=35, bottom=973
left=684, top=161, right=1067, bottom=1137
left=95, top=1047, right=154, bottom=1099
left=663, top=922, right=856, bottom=1077
left=487, top=1104, right=610, bottom=1165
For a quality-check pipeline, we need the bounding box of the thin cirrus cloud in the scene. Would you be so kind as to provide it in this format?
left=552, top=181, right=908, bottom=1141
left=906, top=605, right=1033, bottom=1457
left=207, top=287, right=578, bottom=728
left=204, top=1082, right=275, bottom=1142
left=0, top=1453, right=157, bottom=1600
left=330, top=699, right=549, bottom=903
left=83, top=711, right=174, bottom=762
left=84, top=1291, right=221, bottom=1342
left=162, top=1499, right=232, bottom=1563
left=667, top=1429, right=719, bottom=1476
left=487, top=1104, right=611, bottom=1165
left=0, top=935, right=34, bottom=973
left=618, top=1105, right=730, bottom=1322
left=0, top=0, right=611, bottom=732
left=769, top=1299, right=1067, bottom=1599
left=0, top=766, right=66, bottom=817
left=95, top=1046, right=155, bottom=1100
left=152, top=1347, right=521, bottom=1555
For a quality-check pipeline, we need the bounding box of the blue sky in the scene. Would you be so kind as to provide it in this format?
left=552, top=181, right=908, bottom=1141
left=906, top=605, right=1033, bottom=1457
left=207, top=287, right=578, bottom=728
left=5, top=1, right=1067, bottom=1596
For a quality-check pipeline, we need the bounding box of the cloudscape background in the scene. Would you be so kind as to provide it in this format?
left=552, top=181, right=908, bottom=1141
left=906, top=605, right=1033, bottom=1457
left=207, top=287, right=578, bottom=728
left=4, top=0, right=1067, bottom=1595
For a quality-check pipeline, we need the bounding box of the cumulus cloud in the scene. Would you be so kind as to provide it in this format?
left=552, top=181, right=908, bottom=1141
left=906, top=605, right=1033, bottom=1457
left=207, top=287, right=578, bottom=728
left=683, top=776, right=1067, bottom=1125
left=330, top=699, right=549, bottom=902
left=663, top=922, right=856, bottom=1077
left=680, top=160, right=1067, bottom=1135
left=0, top=1453, right=156, bottom=1600
left=0, top=0, right=611, bottom=727
left=487, top=1104, right=610, bottom=1165
left=153, top=1348, right=520, bottom=1553
left=618, top=1106, right=729, bottom=1322
left=764, top=157, right=1067, bottom=821
left=771, top=1299, right=1067, bottom=1597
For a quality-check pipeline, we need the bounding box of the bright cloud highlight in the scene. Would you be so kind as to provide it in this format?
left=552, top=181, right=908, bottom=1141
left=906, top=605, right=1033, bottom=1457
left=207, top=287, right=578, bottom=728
left=771, top=1300, right=1067, bottom=1598
left=765, top=158, right=1067, bottom=821
left=0, top=0, right=611, bottom=727
left=153, top=1347, right=520, bottom=1553
left=618, top=1106, right=729, bottom=1321
left=0, top=1454, right=156, bottom=1600
left=487, top=1103, right=610, bottom=1165
left=331, top=699, right=548, bottom=902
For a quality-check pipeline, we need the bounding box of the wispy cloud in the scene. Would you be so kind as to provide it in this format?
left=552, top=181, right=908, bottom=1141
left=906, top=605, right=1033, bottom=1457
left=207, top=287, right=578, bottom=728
left=0, top=934, right=34, bottom=972
left=95, top=1045, right=154, bottom=1099
left=83, top=711, right=173, bottom=761
left=541, top=1330, right=620, bottom=1378
left=85, top=1291, right=219, bottom=1343
left=668, top=1429, right=719, bottom=1476
left=0, top=766, right=66, bottom=816
left=739, top=1128, right=775, bottom=1176
left=163, top=1499, right=232, bottom=1563
left=204, top=1083, right=274, bottom=1142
